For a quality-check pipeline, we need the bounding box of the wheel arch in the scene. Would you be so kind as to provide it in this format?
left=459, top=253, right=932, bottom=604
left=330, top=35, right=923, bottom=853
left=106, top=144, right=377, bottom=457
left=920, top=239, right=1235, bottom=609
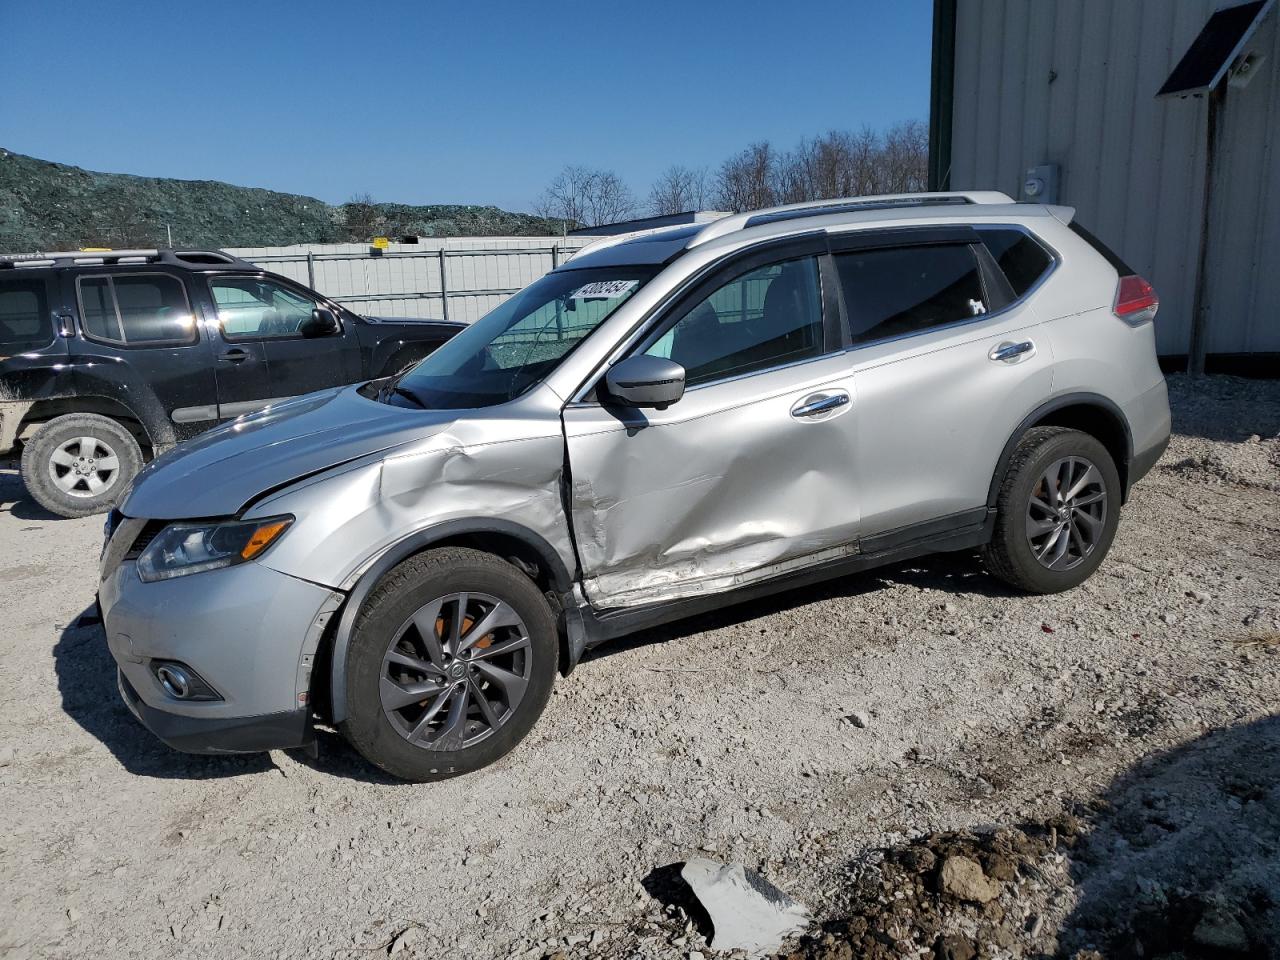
left=17, top=395, right=166, bottom=452
left=323, top=518, right=575, bottom=724
left=987, top=393, right=1134, bottom=507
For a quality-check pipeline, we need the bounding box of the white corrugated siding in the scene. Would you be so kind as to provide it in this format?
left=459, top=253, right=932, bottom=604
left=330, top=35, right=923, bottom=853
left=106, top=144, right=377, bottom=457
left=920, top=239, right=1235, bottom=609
left=225, top=236, right=598, bottom=324
left=948, top=0, right=1279, bottom=356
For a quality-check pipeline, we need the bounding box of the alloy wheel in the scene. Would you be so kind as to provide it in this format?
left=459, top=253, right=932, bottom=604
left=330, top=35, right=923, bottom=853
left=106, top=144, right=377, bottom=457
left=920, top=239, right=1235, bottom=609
left=1025, top=456, right=1108, bottom=571
left=47, top=436, right=121, bottom=498
left=379, top=592, right=532, bottom=751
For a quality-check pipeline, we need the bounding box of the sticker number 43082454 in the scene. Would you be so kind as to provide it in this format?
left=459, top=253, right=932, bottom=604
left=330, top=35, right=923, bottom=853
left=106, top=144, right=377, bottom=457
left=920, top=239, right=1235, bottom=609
left=569, top=280, right=638, bottom=300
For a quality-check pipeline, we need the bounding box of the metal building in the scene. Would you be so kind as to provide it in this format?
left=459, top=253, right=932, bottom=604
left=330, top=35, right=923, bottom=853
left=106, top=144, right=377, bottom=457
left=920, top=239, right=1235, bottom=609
left=929, top=0, right=1279, bottom=370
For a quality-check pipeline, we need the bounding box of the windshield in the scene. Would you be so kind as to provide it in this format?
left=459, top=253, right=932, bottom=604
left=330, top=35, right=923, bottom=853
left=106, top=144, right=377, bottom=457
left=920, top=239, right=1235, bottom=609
left=387, top=266, right=656, bottom=409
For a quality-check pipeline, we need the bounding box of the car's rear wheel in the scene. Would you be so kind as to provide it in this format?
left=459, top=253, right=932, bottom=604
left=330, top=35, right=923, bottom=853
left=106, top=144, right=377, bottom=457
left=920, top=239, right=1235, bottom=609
left=982, top=426, right=1121, bottom=593
left=339, top=547, right=558, bottom=782
left=20, top=413, right=144, bottom=518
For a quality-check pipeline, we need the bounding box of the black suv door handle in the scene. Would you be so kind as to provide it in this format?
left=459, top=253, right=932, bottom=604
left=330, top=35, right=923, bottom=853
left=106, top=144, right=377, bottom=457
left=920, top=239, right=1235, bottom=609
left=219, top=348, right=249, bottom=363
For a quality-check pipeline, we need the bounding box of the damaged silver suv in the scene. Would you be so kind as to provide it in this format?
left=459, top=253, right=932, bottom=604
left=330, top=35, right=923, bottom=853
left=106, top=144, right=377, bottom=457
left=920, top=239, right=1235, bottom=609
left=99, top=192, right=1171, bottom=780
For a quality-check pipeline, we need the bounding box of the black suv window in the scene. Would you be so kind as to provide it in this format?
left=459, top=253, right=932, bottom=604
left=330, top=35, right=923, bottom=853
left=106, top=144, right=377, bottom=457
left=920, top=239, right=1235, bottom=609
left=78, top=274, right=196, bottom=346
left=210, top=277, right=326, bottom=341
left=979, top=228, right=1054, bottom=297
left=835, top=244, right=987, bottom=346
left=0, top=277, right=53, bottom=351
left=644, top=256, right=825, bottom=386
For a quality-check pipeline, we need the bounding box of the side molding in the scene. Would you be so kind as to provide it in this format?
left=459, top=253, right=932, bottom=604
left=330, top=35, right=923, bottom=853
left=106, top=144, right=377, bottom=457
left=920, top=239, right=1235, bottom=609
left=327, top=518, right=574, bottom=724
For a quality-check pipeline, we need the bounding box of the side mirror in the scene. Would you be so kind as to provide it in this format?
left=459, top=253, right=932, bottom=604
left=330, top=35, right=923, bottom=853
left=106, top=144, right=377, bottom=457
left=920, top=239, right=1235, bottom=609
left=301, top=307, right=340, bottom=338
left=603, top=355, right=686, bottom=409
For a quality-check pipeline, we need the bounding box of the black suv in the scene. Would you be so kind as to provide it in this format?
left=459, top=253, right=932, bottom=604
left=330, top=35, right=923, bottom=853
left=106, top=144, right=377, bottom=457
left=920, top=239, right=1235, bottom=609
left=0, top=248, right=462, bottom=517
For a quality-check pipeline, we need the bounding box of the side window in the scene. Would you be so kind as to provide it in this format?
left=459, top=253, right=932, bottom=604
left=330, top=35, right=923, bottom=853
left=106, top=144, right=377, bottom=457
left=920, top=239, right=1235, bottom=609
left=77, top=274, right=196, bottom=346
left=644, top=256, right=824, bottom=387
left=211, top=278, right=326, bottom=341
left=0, top=277, right=53, bottom=351
left=980, top=228, right=1053, bottom=297
left=835, top=244, right=987, bottom=346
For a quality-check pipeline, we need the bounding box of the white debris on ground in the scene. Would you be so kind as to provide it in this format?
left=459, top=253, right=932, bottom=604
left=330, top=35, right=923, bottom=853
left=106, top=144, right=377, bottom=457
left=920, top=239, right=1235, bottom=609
left=680, top=859, right=810, bottom=956
left=0, top=373, right=1277, bottom=960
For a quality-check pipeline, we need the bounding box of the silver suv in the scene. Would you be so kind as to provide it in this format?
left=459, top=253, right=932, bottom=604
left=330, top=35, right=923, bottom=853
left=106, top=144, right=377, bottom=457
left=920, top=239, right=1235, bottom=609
left=99, top=192, right=1171, bottom=781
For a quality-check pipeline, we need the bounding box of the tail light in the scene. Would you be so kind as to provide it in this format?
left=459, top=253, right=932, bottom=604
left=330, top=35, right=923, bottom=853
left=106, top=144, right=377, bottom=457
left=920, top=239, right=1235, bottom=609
left=1114, top=275, right=1158, bottom=326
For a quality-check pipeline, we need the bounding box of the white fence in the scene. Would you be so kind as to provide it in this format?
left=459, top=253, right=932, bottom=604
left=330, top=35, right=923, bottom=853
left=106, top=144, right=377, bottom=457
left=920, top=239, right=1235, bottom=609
left=225, top=237, right=600, bottom=323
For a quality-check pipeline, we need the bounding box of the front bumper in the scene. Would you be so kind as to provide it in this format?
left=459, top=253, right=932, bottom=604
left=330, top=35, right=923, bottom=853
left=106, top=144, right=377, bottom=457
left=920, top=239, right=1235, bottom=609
left=117, top=669, right=312, bottom=754
left=100, top=553, right=339, bottom=755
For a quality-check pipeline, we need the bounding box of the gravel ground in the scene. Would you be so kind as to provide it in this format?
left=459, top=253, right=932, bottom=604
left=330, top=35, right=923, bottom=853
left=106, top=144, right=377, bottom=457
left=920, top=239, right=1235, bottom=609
left=1, top=374, right=1277, bottom=960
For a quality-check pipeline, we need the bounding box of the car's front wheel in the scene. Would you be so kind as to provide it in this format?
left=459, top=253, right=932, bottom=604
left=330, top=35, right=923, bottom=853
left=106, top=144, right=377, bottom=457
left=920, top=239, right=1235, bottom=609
left=339, top=547, right=559, bottom=782
left=982, top=426, right=1121, bottom=593
left=20, top=413, right=144, bottom=518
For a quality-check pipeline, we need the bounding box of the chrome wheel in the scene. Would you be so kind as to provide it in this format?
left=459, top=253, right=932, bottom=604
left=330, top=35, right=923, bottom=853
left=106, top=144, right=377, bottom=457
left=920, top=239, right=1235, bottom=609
left=1025, top=456, right=1108, bottom=571
left=47, top=436, right=121, bottom=498
left=379, top=592, right=532, bottom=751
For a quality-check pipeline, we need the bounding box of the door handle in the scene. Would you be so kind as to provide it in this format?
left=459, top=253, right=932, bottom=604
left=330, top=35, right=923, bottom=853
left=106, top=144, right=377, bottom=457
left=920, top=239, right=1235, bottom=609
left=791, top=392, right=850, bottom=419
left=989, top=340, right=1035, bottom=363
left=219, top=348, right=249, bottom=363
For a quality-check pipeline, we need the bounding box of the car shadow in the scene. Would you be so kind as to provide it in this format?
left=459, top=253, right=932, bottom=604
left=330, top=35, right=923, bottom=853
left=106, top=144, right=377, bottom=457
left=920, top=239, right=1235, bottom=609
left=581, top=549, right=1022, bottom=665
left=1061, top=713, right=1280, bottom=957
left=0, top=466, right=69, bottom=522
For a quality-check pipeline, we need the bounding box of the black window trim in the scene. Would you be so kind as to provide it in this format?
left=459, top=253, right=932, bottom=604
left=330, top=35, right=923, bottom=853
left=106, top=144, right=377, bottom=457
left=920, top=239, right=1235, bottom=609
left=570, top=232, right=841, bottom=403
left=829, top=224, right=1061, bottom=354
left=74, top=271, right=199, bottom=349
left=206, top=272, right=345, bottom=344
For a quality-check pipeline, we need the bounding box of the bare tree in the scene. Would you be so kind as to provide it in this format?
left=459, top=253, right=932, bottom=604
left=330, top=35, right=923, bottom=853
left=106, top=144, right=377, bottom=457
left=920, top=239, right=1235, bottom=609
left=879, top=120, right=929, bottom=193
left=713, top=142, right=777, bottom=213
left=344, top=192, right=379, bottom=241
left=648, top=165, right=708, bottom=215
left=534, top=166, right=636, bottom=228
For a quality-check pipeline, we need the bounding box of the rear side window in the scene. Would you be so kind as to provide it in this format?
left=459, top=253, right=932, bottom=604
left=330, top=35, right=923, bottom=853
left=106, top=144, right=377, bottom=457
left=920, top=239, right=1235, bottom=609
left=979, top=228, right=1054, bottom=297
left=835, top=244, right=988, bottom=346
left=77, top=274, right=196, bottom=346
left=0, top=277, right=53, bottom=351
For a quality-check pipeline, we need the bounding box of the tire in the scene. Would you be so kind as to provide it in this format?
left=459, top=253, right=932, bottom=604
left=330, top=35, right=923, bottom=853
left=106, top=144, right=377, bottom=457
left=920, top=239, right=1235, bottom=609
left=19, top=414, right=144, bottom=519
left=982, top=426, right=1121, bottom=594
left=339, top=547, right=559, bottom=782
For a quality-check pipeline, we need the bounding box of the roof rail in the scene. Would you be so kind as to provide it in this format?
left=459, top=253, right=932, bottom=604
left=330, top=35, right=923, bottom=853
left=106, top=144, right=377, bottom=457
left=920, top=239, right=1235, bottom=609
left=0, top=248, right=252, bottom=270
left=686, top=191, right=1016, bottom=248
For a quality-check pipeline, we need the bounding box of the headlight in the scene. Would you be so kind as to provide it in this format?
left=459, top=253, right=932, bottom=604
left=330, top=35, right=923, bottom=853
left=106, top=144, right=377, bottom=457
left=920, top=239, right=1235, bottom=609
left=136, top=515, right=293, bottom=582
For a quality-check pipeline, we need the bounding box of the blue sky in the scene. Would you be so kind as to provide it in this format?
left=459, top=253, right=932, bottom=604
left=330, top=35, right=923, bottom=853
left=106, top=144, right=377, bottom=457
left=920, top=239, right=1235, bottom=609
left=0, top=1, right=933, bottom=212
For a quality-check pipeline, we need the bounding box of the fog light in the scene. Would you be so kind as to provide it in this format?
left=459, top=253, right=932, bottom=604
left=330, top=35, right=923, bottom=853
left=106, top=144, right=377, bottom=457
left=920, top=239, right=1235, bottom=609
left=150, top=661, right=221, bottom=701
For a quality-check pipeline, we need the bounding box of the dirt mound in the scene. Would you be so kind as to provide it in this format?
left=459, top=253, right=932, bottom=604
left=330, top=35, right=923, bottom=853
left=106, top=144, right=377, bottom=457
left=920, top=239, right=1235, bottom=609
left=776, top=817, right=1077, bottom=959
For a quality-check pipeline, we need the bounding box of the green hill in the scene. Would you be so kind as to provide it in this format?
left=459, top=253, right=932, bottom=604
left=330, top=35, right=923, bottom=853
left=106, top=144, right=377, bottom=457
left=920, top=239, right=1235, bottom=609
left=0, top=148, right=566, bottom=251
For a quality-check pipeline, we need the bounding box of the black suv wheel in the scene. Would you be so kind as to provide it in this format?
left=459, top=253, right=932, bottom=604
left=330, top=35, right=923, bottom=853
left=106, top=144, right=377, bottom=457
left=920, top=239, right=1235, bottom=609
left=982, top=426, right=1121, bottom=593
left=20, top=414, right=144, bottom=519
left=339, top=547, right=559, bottom=782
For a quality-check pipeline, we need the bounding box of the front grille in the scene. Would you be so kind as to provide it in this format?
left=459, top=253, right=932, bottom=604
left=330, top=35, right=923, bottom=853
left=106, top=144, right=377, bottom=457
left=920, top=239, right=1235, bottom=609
left=123, top=521, right=168, bottom=560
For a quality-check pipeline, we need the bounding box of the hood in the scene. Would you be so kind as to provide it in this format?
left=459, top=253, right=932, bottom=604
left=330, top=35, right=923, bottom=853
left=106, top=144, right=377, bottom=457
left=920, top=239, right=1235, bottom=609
left=361, top=315, right=466, bottom=332
left=122, top=386, right=459, bottom=519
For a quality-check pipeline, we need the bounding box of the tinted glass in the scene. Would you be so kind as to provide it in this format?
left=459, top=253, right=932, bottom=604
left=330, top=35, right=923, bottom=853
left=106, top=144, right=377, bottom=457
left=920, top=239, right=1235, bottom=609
left=980, top=229, right=1053, bottom=297
left=645, top=257, right=824, bottom=386
left=392, top=266, right=654, bottom=409
left=79, top=277, right=121, bottom=341
left=113, top=275, right=196, bottom=344
left=78, top=274, right=195, bottom=345
left=212, top=278, right=322, bottom=340
left=836, top=244, right=986, bottom=345
left=0, top=277, right=53, bottom=351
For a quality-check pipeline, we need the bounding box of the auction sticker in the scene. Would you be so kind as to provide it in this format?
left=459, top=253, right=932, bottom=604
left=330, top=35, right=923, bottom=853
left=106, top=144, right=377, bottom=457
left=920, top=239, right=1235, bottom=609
left=569, top=280, right=637, bottom=299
